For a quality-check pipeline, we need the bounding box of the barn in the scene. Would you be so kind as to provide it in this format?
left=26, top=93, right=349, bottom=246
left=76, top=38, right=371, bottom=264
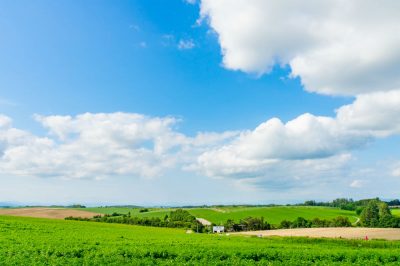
left=213, top=226, right=225, bottom=233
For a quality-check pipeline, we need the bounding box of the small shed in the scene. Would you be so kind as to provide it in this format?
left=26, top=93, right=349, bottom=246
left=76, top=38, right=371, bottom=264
left=213, top=226, right=225, bottom=233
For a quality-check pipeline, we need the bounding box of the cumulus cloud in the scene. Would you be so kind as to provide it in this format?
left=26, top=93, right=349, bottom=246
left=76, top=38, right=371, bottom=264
left=194, top=1, right=400, bottom=185
left=0, top=113, right=238, bottom=180
left=194, top=90, right=400, bottom=180
left=1, top=87, right=400, bottom=188
left=200, top=0, right=400, bottom=95
left=194, top=112, right=359, bottom=179
left=0, top=113, right=183, bottom=179
left=336, top=90, right=400, bottom=137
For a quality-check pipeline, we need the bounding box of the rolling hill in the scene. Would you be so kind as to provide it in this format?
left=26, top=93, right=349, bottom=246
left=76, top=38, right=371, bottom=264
left=82, top=206, right=358, bottom=225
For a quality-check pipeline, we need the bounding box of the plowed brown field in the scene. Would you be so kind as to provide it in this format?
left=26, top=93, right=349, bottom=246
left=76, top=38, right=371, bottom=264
left=236, top=227, right=400, bottom=240
left=0, top=208, right=99, bottom=219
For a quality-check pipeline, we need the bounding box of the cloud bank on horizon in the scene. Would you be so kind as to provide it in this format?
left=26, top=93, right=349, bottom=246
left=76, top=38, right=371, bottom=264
left=1, top=88, right=400, bottom=187
left=1, top=0, right=400, bottom=196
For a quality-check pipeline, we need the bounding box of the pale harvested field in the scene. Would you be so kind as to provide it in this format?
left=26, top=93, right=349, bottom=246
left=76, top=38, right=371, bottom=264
left=236, top=227, right=400, bottom=240
left=0, top=208, right=99, bottom=219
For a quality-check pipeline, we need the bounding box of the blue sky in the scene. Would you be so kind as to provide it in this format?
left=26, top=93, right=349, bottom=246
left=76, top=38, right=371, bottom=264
left=1, top=1, right=399, bottom=205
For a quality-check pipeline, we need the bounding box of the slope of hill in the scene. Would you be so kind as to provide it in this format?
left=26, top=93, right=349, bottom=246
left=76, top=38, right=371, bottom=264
left=187, top=206, right=357, bottom=224
left=83, top=206, right=357, bottom=225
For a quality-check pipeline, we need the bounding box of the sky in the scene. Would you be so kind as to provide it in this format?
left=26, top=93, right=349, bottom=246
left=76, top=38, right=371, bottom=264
left=0, top=0, right=400, bottom=206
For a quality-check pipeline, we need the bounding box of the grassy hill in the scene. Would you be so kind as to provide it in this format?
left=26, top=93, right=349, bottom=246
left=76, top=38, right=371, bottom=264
left=187, top=206, right=357, bottom=224
left=82, top=206, right=357, bottom=225
left=1, top=215, right=399, bottom=265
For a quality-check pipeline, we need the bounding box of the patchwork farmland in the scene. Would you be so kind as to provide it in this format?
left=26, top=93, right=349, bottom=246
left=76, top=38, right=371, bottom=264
left=81, top=206, right=358, bottom=225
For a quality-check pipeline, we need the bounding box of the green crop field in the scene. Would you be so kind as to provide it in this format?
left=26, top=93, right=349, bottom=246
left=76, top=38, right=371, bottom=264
left=1, top=215, right=399, bottom=265
left=393, top=209, right=400, bottom=217
left=83, top=206, right=357, bottom=225
left=187, top=206, right=357, bottom=224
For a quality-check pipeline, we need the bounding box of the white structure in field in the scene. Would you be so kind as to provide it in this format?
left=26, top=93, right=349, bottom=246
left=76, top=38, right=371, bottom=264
left=213, top=226, right=224, bottom=233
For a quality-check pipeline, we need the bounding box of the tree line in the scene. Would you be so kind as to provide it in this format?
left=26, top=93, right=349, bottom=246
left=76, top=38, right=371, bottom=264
left=66, top=209, right=207, bottom=232
left=301, top=197, right=400, bottom=211
left=223, top=216, right=352, bottom=232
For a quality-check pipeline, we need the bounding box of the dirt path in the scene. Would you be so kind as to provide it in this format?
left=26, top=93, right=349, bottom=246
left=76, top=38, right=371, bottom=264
left=211, top=208, right=227, bottom=213
left=196, top=218, right=212, bottom=226
left=0, top=208, right=100, bottom=219
left=235, top=227, right=400, bottom=240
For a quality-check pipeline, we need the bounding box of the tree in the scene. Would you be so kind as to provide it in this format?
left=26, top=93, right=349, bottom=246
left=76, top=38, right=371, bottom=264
left=355, top=207, right=363, bottom=216
left=304, top=200, right=316, bottom=206
left=379, top=202, right=391, bottom=218
left=224, top=219, right=236, bottom=232
left=330, top=216, right=351, bottom=227
left=169, top=209, right=195, bottom=222
left=280, top=220, right=292, bottom=229
left=291, top=217, right=310, bottom=228
left=360, top=200, right=380, bottom=227
left=387, top=199, right=400, bottom=206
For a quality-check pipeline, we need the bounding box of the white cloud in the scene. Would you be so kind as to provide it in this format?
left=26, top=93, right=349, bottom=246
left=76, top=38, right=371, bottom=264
left=195, top=1, right=400, bottom=185
left=1, top=89, right=400, bottom=190
left=178, top=39, right=195, bottom=50
left=200, top=0, right=400, bottom=96
left=194, top=112, right=360, bottom=179
left=194, top=89, right=400, bottom=181
left=0, top=113, right=185, bottom=179
left=0, top=113, right=237, bottom=180
left=0, top=115, right=12, bottom=128
left=350, top=179, right=364, bottom=188
left=336, top=90, right=400, bottom=137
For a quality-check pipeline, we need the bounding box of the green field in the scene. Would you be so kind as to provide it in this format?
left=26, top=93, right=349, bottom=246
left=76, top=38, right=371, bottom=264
left=393, top=209, right=400, bottom=217
left=1, top=215, right=399, bottom=265
left=188, top=206, right=357, bottom=224
left=83, top=206, right=358, bottom=225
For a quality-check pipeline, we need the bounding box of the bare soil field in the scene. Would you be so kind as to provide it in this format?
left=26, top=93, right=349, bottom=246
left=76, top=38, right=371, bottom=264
left=0, top=208, right=99, bottom=219
left=236, top=227, right=400, bottom=240
left=196, top=218, right=211, bottom=226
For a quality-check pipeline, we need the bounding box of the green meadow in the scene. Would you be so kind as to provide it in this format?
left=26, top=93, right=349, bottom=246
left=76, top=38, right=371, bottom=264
left=1, top=215, right=400, bottom=265
left=83, top=206, right=358, bottom=225
left=187, top=206, right=357, bottom=224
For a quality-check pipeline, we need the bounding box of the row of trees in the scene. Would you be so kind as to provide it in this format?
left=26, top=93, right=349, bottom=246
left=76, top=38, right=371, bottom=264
left=222, top=216, right=352, bottom=232
left=224, top=217, right=271, bottom=232
left=279, top=216, right=352, bottom=229
left=66, top=209, right=206, bottom=232
left=302, top=198, right=375, bottom=211
left=302, top=197, right=400, bottom=211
